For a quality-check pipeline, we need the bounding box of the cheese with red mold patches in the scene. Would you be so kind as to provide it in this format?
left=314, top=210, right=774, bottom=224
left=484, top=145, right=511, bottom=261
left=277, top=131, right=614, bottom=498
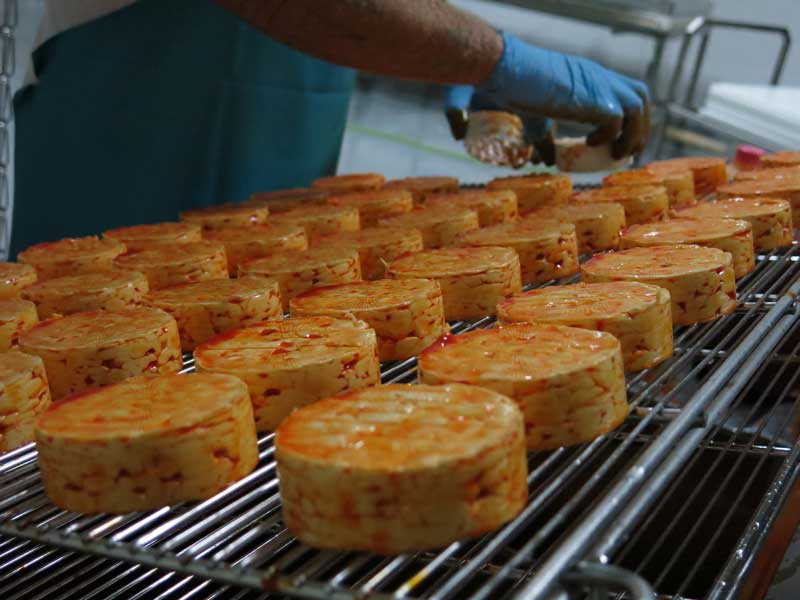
left=114, top=242, right=229, bottom=291
left=19, top=307, right=181, bottom=399
left=327, top=189, right=414, bottom=228
left=734, top=166, right=800, bottom=182
left=23, top=270, right=149, bottom=319
left=0, top=299, right=38, bottom=351
left=387, top=247, right=521, bottom=320
left=248, top=188, right=329, bottom=213
left=573, top=185, right=669, bottom=225
left=647, top=157, right=728, bottom=196
left=762, top=151, right=800, bottom=169
left=620, top=218, right=755, bottom=279
left=497, top=282, right=672, bottom=371
left=195, top=317, right=379, bottom=431
left=581, top=245, right=736, bottom=326
left=145, top=278, right=282, bottom=351
left=672, top=197, right=792, bottom=251
left=418, top=324, right=628, bottom=450
left=180, top=203, right=269, bottom=232
left=717, top=179, right=800, bottom=229
left=204, top=224, right=308, bottom=272
left=312, top=172, right=386, bottom=193
left=524, top=202, right=625, bottom=254
left=237, top=247, right=361, bottom=312
left=486, top=174, right=572, bottom=214
left=314, top=227, right=424, bottom=280
left=103, top=222, right=202, bottom=252
left=19, top=236, right=126, bottom=280
left=34, top=373, right=258, bottom=513
left=384, top=176, right=459, bottom=205
left=0, top=350, right=51, bottom=452
left=425, top=189, right=518, bottom=227
left=377, top=205, right=479, bottom=248
left=603, top=167, right=695, bottom=208
left=0, top=262, right=37, bottom=299
left=276, top=383, right=527, bottom=554
left=289, top=279, right=448, bottom=361
left=267, top=204, right=360, bottom=239
left=457, top=220, right=578, bottom=285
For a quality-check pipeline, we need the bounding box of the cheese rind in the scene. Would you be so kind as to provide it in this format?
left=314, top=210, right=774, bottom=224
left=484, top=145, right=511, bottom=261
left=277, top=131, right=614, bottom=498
left=204, top=224, right=308, bottom=272
left=581, top=245, right=736, bottom=326
left=418, top=324, right=629, bottom=450
left=19, top=236, right=126, bottom=280
left=34, top=373, right=258, bottom=513
left=290, top=279, right=448, bottom=361
left=524, top=202, right=625, bottom=253
left=487, top=174, right=572, bottom=214
left=195, top=317, right=379, bottom=431
left=0, top=263, right=37, bottom=299
left=387, top=247, right=521, bottom=320
left=378, top=205, right=479, bottom=248
left=384, top=176, right=459, bottom=205
left=327, top=189, right=413, bottom=227
left=0, top=299, right=38, bottom=351
left=276, top=383, right=527, bottom=554
left=573, top=185, right=669, bottom=225
left=717, top=179, right=800, bottom=229
left=103, top=222, right=202, bottom=251
left=145, top=278, right=283, bottom=351
left=647, top=157, right=728, bottom=195
left=0, top=350, right=51, bottom=452
left=114, top=242, right=229, bottom=290
left=313, top=227, right=424, bottom=280
left=312, top=172, right=386, bottom=193
left=19, top=307, right=182, bottom=399
left=497, top=282, right=673, bottom=371
left=180, top=203, right=269, bottom=231
left=268, top=205, right=360, bottom=239
left=603, top=167, right=696, bottom=208
left=425, top=189, right=519, bottom=226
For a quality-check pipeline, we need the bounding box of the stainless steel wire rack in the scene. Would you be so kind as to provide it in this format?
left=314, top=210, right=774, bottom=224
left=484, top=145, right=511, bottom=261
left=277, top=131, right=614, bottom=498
left=0, top=244, right=800, bottom=600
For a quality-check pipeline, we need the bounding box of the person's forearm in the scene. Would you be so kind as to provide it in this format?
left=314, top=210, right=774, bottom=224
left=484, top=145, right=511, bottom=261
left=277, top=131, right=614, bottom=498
left=215, top=0, right=503, bottom=85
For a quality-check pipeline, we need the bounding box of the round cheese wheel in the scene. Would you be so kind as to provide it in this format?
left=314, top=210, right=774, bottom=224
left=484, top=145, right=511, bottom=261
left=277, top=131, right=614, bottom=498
left=672, top=197, right=792, bottom=250
left=384, top=176, right=459, bottom=204
left=114, top=242, right=229, bottom=291
left=313, top=227, right=424, bottom=280
left=717, top=179, right=800, bottom=229
left=289, top=279, right=448, bottom=361
left=35, top=373, right=258, bottom=513
left=19, top=307, right=182, bottom=399
left=276, top=383, right=527, bottom=554
left=457, top=220, right=578, bottom=285
left=0, top=299, right=38, bottom=351
left=268, top=204, right=360, bottom=240
left=327, top=189, right=413, bottom=227
left=0, top=262, right=37, bottom=299
left=487, top=174, right=572, bottom=214
left=621, top=217, right=755, bottom=278
left=387, top=247, right=521, bottom=320
left=146, top=278, right=283, bottom=351
left=603, top=167, right=695, bottom=208
left=0, top=350, right=51, bottom=452
left=248, top=188, right=329, bottom=213
left=762, top=151, right=800, bottom=169
left=204, top=224, right=308, bottom=272
left=424, top=189, right=519, bottom=227
left=573, top=185, right=669, bottom=225
left=734, top=166, right=800, bottom=183
left=312, top=172, right=386, bottom=193
left=418, top=323, right=628, bottom=450
left=378, top=205, right=479, bottom=248
left=180, top=203, right=269, bottom=232
left=238, top=247, right=361, bottom=311
left=581, top=245, right=736, bottom=326
left=22, top=270, right=149, bottom=319
left=19, top=236, right=126, bottom=280
left=647, top=157, right=727, bottom=196
left=195, top=316, right=379, bottom=431
left=103, top=222, right=202, bottom=251
left=524, top=202, right=625, bottom=254
left=497, top=282, right=673, bottom=371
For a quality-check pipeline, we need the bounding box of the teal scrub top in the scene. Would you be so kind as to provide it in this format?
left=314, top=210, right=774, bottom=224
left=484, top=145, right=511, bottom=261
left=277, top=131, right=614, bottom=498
left=11, top=0, right=356, bottom=256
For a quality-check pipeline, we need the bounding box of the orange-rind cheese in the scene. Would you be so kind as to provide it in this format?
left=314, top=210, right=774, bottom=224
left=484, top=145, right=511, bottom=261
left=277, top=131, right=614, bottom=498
left=762, top=151, right=800, bottom=169
left=573, top=185, right=669, bottom=225
left=19, top=236, right=126, bottom=280
left=289, top=279, right=448, bottom=361
left=248, top=187, right=329, bottom=212
left=195, top=316, right=379, bottom=430
left=146, top=278, right=282, bottom=351
left=387, top=247, right=521, bottom=320
left=377, top=205, right=479, bottom=248
left=312, top=172, right=386, bottom=193
left=418, top=323, right=629, bottom=450
left=204, top=224, right=308, bottom=272
left=22, top=270, right=149, bottom=319
left=268, top=204, right=360, bottom=239
left=672, top=197, right=792, bottom=250
left=238, top=247, right=361, bottom=312
left=313, top=227, right=424, bottom=280
left=424, top=189, right=519, bottom=226
left=114, top=241, right=229, bottom=291
left=0, top=299, right=38, bottom=351
left=457, top=220, right=578, bottom=284
left=647, top=157, right=727, bottom=195
left=621, top=218, right=754, bottom=279
left=103, top=222, right=202, bottom=251
left=180, top=203, right=269, bottom=232
left=384, top=176, right=459, bottom=204
left=19, top=307, right=182, bottom=399
left=0, top=350, right=51, bottom=452
left=0, top=262, right=37, bottom=299
left=603, top=167, right=695, bottom=208
left=497, top=282, right=673, bottom=371
left=733, top=166, right=800, bottom=183
left=487, top=173, right=572, bottom=214
left=717, top=179, right=800, bottom=228
left=327, top=189, right=414, bottom=227
left=276, top=383, right=527, bottom=554
left=34, top=373, right=258, bottom=513
left=581, top=245, right=736, bottom=326
left=524, top=202, right=625, bottom=254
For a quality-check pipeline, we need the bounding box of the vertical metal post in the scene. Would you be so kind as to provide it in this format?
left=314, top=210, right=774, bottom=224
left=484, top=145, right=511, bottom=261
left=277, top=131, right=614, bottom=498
left=0, top=0, right=16, bottom=260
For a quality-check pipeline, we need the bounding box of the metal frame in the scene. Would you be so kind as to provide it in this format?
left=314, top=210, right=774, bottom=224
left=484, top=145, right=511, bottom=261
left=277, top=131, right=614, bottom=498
left=0, top=0, right=16, bottom=260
